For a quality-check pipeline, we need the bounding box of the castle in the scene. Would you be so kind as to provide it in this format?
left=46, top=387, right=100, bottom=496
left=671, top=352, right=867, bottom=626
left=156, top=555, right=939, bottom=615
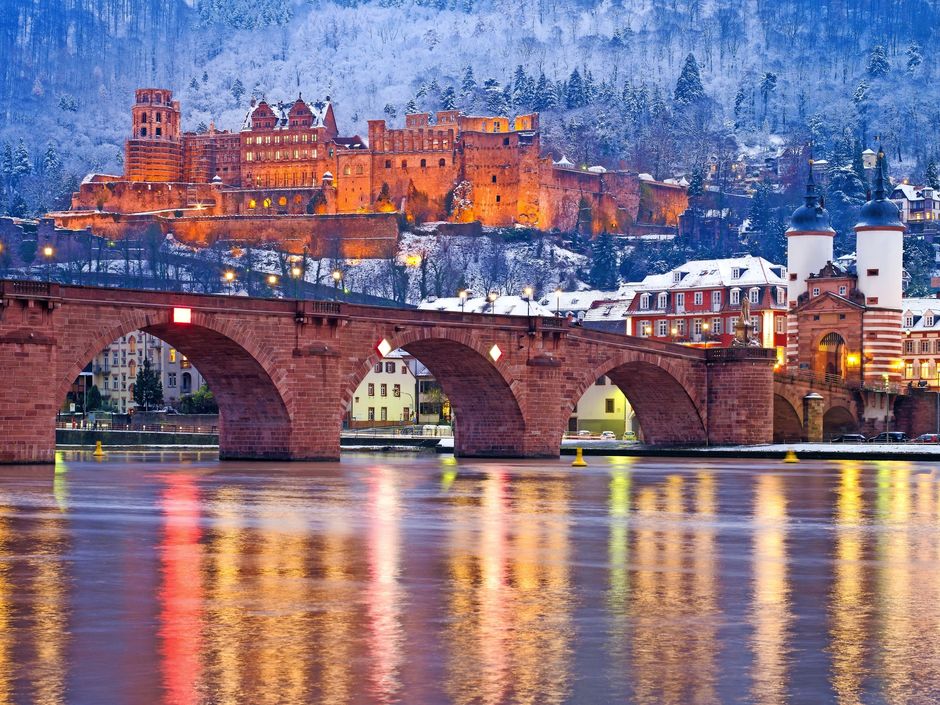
left=57, top=88, right=687, bottom=255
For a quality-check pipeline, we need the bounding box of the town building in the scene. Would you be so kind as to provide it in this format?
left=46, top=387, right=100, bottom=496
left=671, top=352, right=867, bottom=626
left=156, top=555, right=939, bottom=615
left=56, top=88, right=689, bottom=252
left=617, top=255, right=789, bottom=356
left=890, top=183, right=940, bottom=233
left=347, top=349, right=418, bottom=427
left=900, top=297, right=940, bottom=388
left=89, top=331, right=206, bottom=413
left=568, top=376, right=637, bottom=437
left=785, top=152, right=905, bottom=391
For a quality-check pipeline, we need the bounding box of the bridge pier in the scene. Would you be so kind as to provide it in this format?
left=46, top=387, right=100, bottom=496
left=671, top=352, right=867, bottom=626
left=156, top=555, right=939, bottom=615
left=704, top=349, right=776, bottom=445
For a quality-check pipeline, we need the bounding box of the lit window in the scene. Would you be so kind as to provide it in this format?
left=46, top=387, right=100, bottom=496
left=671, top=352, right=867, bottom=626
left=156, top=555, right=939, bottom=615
left=169, top=349, right=177, bottom=363
left=263, top=198, right=272, bottom=208
left=776, top=316, right=785, bottom=334
left=248, top=199, right=256, bottom=209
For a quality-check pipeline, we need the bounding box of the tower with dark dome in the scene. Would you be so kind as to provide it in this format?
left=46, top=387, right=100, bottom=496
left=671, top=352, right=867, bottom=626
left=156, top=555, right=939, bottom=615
left=785, top=164, right=835, bottom=306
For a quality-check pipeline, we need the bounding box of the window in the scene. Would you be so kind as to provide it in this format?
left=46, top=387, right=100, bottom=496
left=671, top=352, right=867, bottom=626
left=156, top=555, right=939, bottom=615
left=922, top=361, right=931, bottom=379
left=867, top=268, right=879, bottom=276
left=439, top=158, right=446, bottom=167
left=693, top=319, right=703, bottom=335
left=385, top=159, right=391, bottom=168
left=247, top=137, right=254, bottom=145
left=927, top=315, right=935, bottom=327
left=496, top=195, right=501, bottom=202
left=712, top=318, right=722, bottom=334
left=356, top=164, right=364, bottom=175
left=385, top=362, right=395, bottom=373
left=402, top=366, right=408, bottom=374
left=728, top=316, right=737, bottom=332
left=596, top=376, right=607, bottom=386
left=732, top=268, right=742, bottom=279
left=789, top=273, right=798, bottom=281
left=368, top=383, right=375, bottom=396
left=246, top=152, right=254, bottom=162
left=368, top=407, right=375, bottom=420
left=503, top=137, right=510, bottom=146
left=420, top=159, right=427, bottom=168
left=749, top=288, right=760, bottom=304
left=657, top=319, right=668, bottom=336
left=374, top=362, right=383, bottom=372
left=155, top=127, right=161, bottom=136
left=750, top=316, right=760, bottom=332
left=605, top=398, right=615, bottom=414
left=343, top=165, right=351, bottom=176
left=838, top=285, right=847, bottom=296
left=922, top=340, right=931, bottom=353
left=657, top=292, right=668, bottom=309
left=140, top=127, right=147, bottom=137
left=248, top=198, right=256, bottom=209
left=401, top=160, right=407, bottom=169
left=776, top=288, right=786, bottom=305
left=380, top=384, right=387, bottom=397
left=492, top=175, right=497, bottom=183
left=906, top=364, right=915, bottom=379
left=694, top=291, right=703, bottom=306
left=905, top=340, right=915, bottom=353
left=867, top=297, right=879, bottom=305
left=730, top=288, right=741, bottom=305
left=393, top=384, right=401, bottom=397
left=168, top=372, right=177, bottom=388
left=904, top=314, right=915, bottom=327
left=673, top=271, right=682, bottom=283
left=380, top=407, right=388, bottom=421
left=639, top=294, right=651, bottom=310
left=776, top=316, right=785, bottom=334
left=675, top=293, right=685, bottom=309
left=675, top=319, right=685, bottom=335
left=935, top=339, right=940, bottom=353
left=812, top=287, right=820, bottom=297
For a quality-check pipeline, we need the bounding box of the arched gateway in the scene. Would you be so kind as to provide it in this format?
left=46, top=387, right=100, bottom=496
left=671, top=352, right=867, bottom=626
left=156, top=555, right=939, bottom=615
left=0, top=281, right=776, bottom=463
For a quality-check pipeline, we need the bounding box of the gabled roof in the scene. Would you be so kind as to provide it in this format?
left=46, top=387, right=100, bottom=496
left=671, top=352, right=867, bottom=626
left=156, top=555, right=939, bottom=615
left=242, top=96, right=333, bottom=131
left=635, top=255, right=787, bottom=292
left=793, top=289, right=865, bottom=314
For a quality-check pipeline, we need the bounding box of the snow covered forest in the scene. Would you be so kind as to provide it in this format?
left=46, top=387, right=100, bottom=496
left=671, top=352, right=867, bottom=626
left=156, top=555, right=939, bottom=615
left=3, top=0, right=940, bottom=205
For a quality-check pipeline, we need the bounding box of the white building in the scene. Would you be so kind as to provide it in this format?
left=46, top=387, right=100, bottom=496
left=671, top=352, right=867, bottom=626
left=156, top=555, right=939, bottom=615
left=347, top=349, right=418, bottom=426
left=890, top=183, right=940, bottom=229
left=568, top=375, right=638, bottom=436
left=90, top=332, right=205, bottom=413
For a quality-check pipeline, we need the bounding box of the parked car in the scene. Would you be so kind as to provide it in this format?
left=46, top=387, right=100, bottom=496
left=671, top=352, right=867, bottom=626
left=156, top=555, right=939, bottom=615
left=622, top=431, right=637, bottom=442
left=911, top=433, right=940, bottom=444
left=600, top=430, right=616, bottom=440
left=577, top=429, right=592, bottom=437
left=831, top=433, right=867, bottom=443
left=867, top=432, right=909, bottom=443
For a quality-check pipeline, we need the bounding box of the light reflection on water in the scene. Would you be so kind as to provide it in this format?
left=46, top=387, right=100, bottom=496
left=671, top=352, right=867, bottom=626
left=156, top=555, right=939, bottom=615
left=1, top=454, right=940, bottom=703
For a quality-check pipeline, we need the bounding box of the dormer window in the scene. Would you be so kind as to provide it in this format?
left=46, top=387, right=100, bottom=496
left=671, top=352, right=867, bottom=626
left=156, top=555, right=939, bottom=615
left=639, top=294, right=651, bottom=310
left=904, top=313, right=914, bottom=327
left=673, top=271, right=682, bottom=283
left=657, top=292, right=668, bottom=309
left=838, top=285, right=847, bottom=296
left=732, top=268, right=742, bottom=279
left=927, top=314, right=935, bottom=327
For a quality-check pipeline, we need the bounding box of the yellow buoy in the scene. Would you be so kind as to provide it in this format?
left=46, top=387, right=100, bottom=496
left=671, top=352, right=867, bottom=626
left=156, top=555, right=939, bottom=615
left=571, top=447, right=588, bottom=467
left=93, top=440, right=105, bottom=457
left=783, top=449, right=799, bottom=463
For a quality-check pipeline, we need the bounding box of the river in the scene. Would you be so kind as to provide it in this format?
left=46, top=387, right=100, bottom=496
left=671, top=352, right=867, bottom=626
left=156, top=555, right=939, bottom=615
left=0, top=452, right=938, bottom=704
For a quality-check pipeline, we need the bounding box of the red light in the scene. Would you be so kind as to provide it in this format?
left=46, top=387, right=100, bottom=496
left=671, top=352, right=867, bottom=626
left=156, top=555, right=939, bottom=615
left=173, top=307, right=192, bottom=324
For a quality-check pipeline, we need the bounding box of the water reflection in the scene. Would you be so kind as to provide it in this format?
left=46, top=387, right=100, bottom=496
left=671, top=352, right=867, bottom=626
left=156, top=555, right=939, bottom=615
left=4, top=456, right=940, bottom=703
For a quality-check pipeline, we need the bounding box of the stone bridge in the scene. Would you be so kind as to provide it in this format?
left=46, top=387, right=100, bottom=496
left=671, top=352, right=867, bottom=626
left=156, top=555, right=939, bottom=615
left=772, top=372, right=863, bottom=442
left=0, top=280, right=777, bottom=464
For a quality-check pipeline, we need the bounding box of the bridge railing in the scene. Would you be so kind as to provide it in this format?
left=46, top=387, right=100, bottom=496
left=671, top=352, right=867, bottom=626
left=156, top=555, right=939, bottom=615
left=705, top=347, right=776, bottom=361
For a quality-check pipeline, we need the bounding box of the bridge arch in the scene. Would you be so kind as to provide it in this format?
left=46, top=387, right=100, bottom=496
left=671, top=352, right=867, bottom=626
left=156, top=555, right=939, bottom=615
left=823, top=406, right=857, bottom=438
left=56, top=310, right=294, bottom=459
left=345, top=327, right=527, bottom=457
left=568, top=353, right=706, bottom=445
left=773, top=394, right=803, bottom=443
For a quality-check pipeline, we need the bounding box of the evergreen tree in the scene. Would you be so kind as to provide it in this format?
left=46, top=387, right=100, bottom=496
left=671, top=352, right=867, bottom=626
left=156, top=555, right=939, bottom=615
left=41, top=142, right=61, bottom=177
left=589, top=232, right=618, bottom=289
left=565, top=68, right=587, bottom=109
left=1, top=143, right=12, bottom=182
left=867, top=45, right=890, bottom=78
left=533, top=72, right=555, bottom=111
left=133, top=358, right=164, bottom=411
left=904, top=235, right=934, bottom=296
left=440, top=86, right=457, bottom=110
left=759, top=72, right=777, bottom=121
left=405, top=99, right=418, bottom=114
left=11, top=140, right=31, bottom=180
left=687, top=166, right=705, bottom=197
left=907, top=42, right=923, bottom=74
left=383, top=103, right=397, bottom=120
left=202, top=70, right=209, bottom=84
left=673, top=53, right=705, bottom=104
left=733, top=86, right=747, bottom=128
left=461, top=65, right=477, bottom=96
left=189, top=77, right=199, bottom=91
left=826, top=166, right=868, bottom=255
left=231, top=78, right=245, bottom=103
left=927, top=158, right=940, bottom=190
left=196, top=121, right=209, bottom=134
left=86, top=385, right=102, bottom=412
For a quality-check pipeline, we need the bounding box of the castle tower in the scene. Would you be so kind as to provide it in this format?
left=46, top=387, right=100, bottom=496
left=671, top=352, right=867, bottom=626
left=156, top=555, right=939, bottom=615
left=785, top=165, right=834, bottom=306
left=785, top=166, right=835, bottom=373
left=125, top=88, right=183, bottom=182
left=855, top=149, right=905, bottom=386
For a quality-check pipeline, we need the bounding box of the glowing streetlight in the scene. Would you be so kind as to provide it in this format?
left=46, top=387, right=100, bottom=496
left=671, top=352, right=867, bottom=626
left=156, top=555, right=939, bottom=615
left=458, top=289, right=468, bottom=313
left=267, top=274, right=279, bottom=286
left=42, top=244, right=54, bottom=282
left=332, top=269, right=343, bottom=301
left=555, top=285, right=562, bottom=316
left=290, top=266, right=302, bottom=278
left=523, top=285, right=534, bottom=317
left=223, top=270, right=235, bottom=282
left=43, top=245, right=54, bottom=258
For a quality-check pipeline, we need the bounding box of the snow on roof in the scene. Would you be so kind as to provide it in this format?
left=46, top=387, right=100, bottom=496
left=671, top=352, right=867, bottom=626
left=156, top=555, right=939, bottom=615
left=892, top=184, right=921, bottom=201
left=638, top=173, right=654, bottom=181
left=903, top=297, right=940, bottom=331
left=553, top=155, right=574, bottom=168
left=241, top=96, right=332, bottom=131
left=418, top=295, right=557, bottom=317
left=82, top=173, right=122, bottom=184
left=635, top=255, right=787, bottom=292
left=583, top=301, right=634, bottom=321
left=587, top=165, right=607, bottom=173
left=862, top=148, right=876, bottom=155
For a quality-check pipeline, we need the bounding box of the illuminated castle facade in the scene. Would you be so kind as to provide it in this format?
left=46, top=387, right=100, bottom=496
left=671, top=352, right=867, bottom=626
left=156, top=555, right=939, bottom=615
left=62, top=88, right=687, bottom=250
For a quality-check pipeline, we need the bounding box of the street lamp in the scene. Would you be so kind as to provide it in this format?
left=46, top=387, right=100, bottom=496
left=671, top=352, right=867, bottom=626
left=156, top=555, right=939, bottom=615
left=488, top=291, right=498, bottom=312
left=43, top=244, right=54, bottom=282
left=523, top=285, right=534, bottom=317
left=267, top=273, right=279, bottom=286
left=223, top=270, right=235, bottom=283
left=555, top=285, right=562, bottom=317
left=459, top=289, right=468, bottom=312
left=332, top=269, right=343, bottom=301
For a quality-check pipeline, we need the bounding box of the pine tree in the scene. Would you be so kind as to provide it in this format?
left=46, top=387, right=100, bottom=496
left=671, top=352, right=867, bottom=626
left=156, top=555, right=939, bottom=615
left=133, top=358, right=164, bottom=411
left=733, top=86, right=747, bottom=128
left=589, top=232, right=618, bottom=289
left=687, top=166, right=705, bottom=197
left=201, top=70, right=209, bottom=84
left=196, top=121, right=209, bottom=134
left=383, top=103, right=397, bottom=120
left=759, top=72, right=777, bottom=121
left=907, top=42, right=923, bottom=75
left=673, top=53, right=705, bottom=105
left=867, top=45, right=890, bottom=78
left=405, top=99, right=418, bottom=115
left=927, top=159, right=940, bottom=190
left=533, top=72, right=554, bottom=111
left=231, top=78, right=245, bottom=103
left=189, top=77, right=199, bottom=91
left=440, top=86, right=457, bottom=110
left=565, top=68, right=587, bottom=109
left=11, top=140, right=31, bottom=180
left=461, top=66, right=477, bottom=96
left=41, top=142, right=61, bottom=177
